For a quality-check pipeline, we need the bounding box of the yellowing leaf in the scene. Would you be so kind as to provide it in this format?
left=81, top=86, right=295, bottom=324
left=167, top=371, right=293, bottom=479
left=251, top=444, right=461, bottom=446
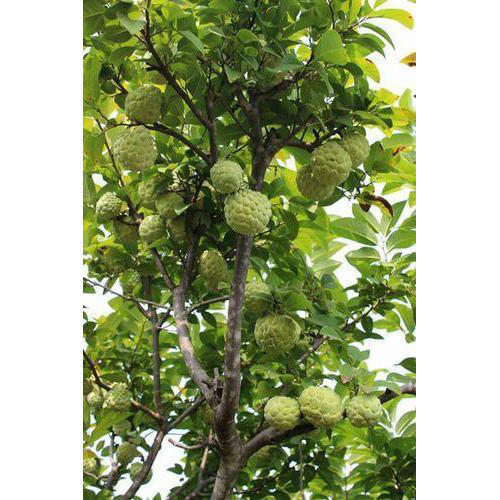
left=400, top=52, right=416, bottom=67
left=368, top=9, right=414, bottom=29
left=355, top=57, right=380, bottom=82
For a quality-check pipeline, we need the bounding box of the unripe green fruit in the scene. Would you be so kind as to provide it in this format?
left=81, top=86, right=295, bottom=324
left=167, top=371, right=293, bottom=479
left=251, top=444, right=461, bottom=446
left=138, top=177, right=161, bottom=210
left=113, top=218, right=139, bottom=248
left=104, top=383, right=132, bottom=411
left=139, top=214, right=165, bottom=244
left=96, top=192, right=122, bottom=222
left=121, top=270, right=141, bottom=295
left=210, top=160, right=244, bottom=194
left=346, top=394, right=382, bottom=427
left=102, top=248, right=133, bottom=274
left=244, top=281, right=273, bottom=315
left=155, top=192, right=184, bottom=219
left=337, top=132, right=370, bottom=168
left=116, top=442, right=138, bottom=465
left=254, top=314, right=300, bottom=355
left=199, top=250, right=228, bottom=291
left=125, top=85, right=163, bottom=123
left=99, top=63, right=115, bottom=81
left=113, top=126, right=157, bottom=171
left=264, top=396, right=300, bottom=430
left=83, top=457, right=99, bottom=476
left=199, top=403, right=214, bottom=425
left=167, top=216, right=187, bottom=241
left=87, top=389, right=104, bottom=410
left=100, top=80, right=116, bottom=95
left=224, top=190, right=272, bottom=236
left=130, top=462, right=152, bottom=483
left=113, top=420, right=132, bottom=436
left=296, top=166, right=333, bottom=201
left=310, top=142, right=352, bottom=187
left=298, top=386, right=343, bottom=428
left=251, top=446, right=272, bottom=464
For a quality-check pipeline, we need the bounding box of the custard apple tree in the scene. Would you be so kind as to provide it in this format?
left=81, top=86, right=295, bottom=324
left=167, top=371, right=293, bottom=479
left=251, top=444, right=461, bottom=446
left=83, top=0, right=416, bottom=498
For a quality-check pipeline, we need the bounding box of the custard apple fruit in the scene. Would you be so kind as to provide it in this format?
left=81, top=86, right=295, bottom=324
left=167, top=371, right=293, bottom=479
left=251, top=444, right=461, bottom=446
left=138, top=177, right=161, bottom=210
left=199, top=250, right=228, bottom=291
left=298, top=386, right=343, bottom=428
left=346, top=394, right=382, bottom=427
left=113, top=126, right=157, bottom=171
left=199, top=403, right=214, bottom=425
left=125, top=85, right=163, bottom=123
left=104, top=383, right=132, bottom=411
left=224, top=189, right=272, bottom=236
left=210, top=160, right=244, bottom=194
left=86, top=389, right=104, bottom=410
left=139, top=214, right=165, bottom=244
left=155, top=192, right=184, bottom=219
left=254, top=314, right=300, bottom=355
left=113, top=218, right=139, bottom=248
left=129, top=462, right=152, bottom=483
left=167, top=216, right=187, bottom=241
left=310, top=141, right=352, bottom=187
left=244, top=281, right=273, bottom=315
left=116, top=442, right=138, bottom=465
left=101, top=80, right=116, bottom=95
left=121, top=270, right=142, bottom=295
left=102, top=248, right=133, bottom=274
left=251, top=445, right=272, bottom=464
left=83, top=457, right=99, bottom=476
left=264, top=396, right=300, bottom=430
left=296, top=166, right=334, bottom=201
left=96, top=192, right=122, bottom=222
left=337, top=132, right=370, bottom=168
left=99, top=63, right=115, bottom=80
left=113, top=420, right=132, bottom=436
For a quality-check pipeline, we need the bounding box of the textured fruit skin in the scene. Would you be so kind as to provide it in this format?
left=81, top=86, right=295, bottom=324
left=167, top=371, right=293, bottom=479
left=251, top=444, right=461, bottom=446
left=244, top=281, right=273, bottom=315
left=346, top=394, right=382, bottom=427
left=224, top=190, right=272, bottom=236
left=113, top=420, right=132, bottom=436
left=113, top=218, right=139, bottom=247
left=130, top=462, right=152, bottom=483
left=96, top=192, right=122, bottom=222
left=310, top=142, right=352, bottom=186
left=139, top=214, right=165, bottom=244
left=199, top=250, right=228, bottom=291
left=116, top=442, right=138, bottom=465
left=121, top=270, right=142, bottom=295
left=113, top=126, right=157, bottom=171
left=338, top=132, right=370, bottom=168
left=86, top=389, right=104, bottom=410
left=167, top=216, right=187, bottom=241
left=254, top=314, right=300, bottom=355
left=210, top=160, right=244, bottom=194
left=298, top=386, right=343, bottom=428
left=104, top=383, right=132, bottom=411
left=103, top=248, right=133, bottom=274
left=125, top=85, right=163, bottom=123
left=83, top=457, right=99, bottom=476
left=155, top=192, right=184, bottom=219
left=264, top=396, right=301, bottom=430
left=296, top=166, right=333, bottom=201
left=138, top=177, right=160, bottom=209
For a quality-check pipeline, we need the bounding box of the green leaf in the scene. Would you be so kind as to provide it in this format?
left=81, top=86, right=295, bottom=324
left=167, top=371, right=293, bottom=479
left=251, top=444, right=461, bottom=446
left=368, top=9, right=414, bottom=29
left=279, top=210, right=299, bottom=240
left=224, top=65, right=242, bottom=83
left=348, top=0, right=362, bottom=25
left=315, top=30, right=348, bottom=65
left=116, top=7, right=145, bottom=35
left=308, top=314, right=339, bottom=328
left=398, top=357, right=416, bottom=373
left=322, top=326, right=343, bottom=340
left=236, top=28, right=260, bottom=44
left=381, top=133, right=415, bottom=150
left=109, top=46, right=135, bottom=66
left=396, top=410, right=416, bottom=434
left=209, top=0, right=235, bottom=10
left=181, top=31, right=205, bottom=53
left=83, top=54, right=101, bottom=104
left=362, top=22, right=395, bottom=49
left=386, top=229, right=415, bottom=251
left=330, top=217, right=378, bottom=246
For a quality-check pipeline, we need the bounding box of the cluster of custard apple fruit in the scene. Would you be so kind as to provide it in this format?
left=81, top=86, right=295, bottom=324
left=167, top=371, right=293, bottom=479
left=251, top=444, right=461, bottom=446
left=209, top=160, right=272, bottom=236
left=85, top=382, right=132, bottom=413
left=263, top=387, right=383, bottom=431
left=296, top=131, right=370, bottom=201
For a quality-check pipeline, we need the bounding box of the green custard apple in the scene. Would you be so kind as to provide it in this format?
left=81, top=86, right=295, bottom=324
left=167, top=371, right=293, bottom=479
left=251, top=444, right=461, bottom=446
left=210, top=160, right=244, bottom=194
left=139, top=214, right=165, bottom=244
left=244, top=281, right=273, bottom=315
left=310, top=141, right=352, bottom=187
left=116, top=442, right=139, bottom=465
left=138, top=177, right=161, bottom=210
left=298, top=386, right=343, bottom=428
left=96, top=192, right=122, bottom=222
left=346, top=393, right=383, bottom=427
left=83, top=457, right=100, bottom=476
left=129, top=462, right=152, bottom=483
left=104, top=383, right=132, bottom=411
left=167, top=216, right=187, bottom=241
left=155, top=192, right=184, bottom=219
left=337, top=132, right=370, bottom=168
left=296, top=166, right=333, bottom=201
left=199, top=249, right=228, bottom=291
left=112, top=420, right=132, bottom=436
left=102, top=247, right=133, bottom=274
left=113, top=218, right=139, bottom=248
left=264, top=396, right=301, bottom=430
left=100, top=80, right=116, bottom=95
left=199, top=403, right=214, bottom=426
left=224, top=189, right=272, bottom=236
left=254, top=313, right=300, bottom=355
left=125, top=85, right=163, bottom=123
left=86, top=389, right=104, bottom=410
left=113, top=126, right=157, bottom=171
left=120, top=270, right=142, bottom=295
